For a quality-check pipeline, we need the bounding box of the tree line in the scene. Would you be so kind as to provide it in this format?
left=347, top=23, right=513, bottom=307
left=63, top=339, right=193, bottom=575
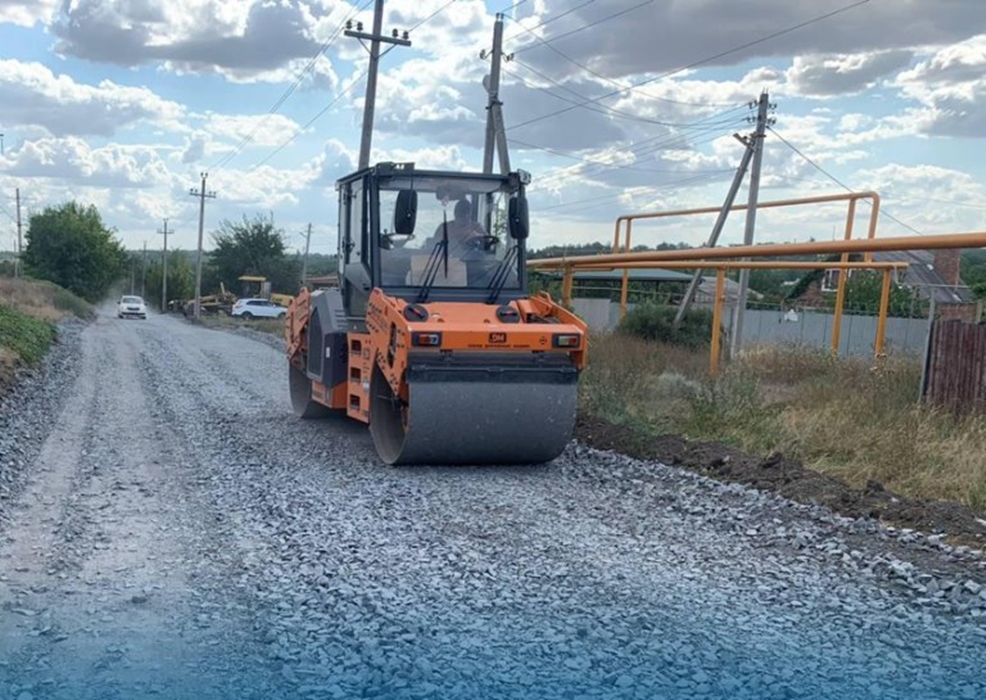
left=7, top=202, right=337, bottom=309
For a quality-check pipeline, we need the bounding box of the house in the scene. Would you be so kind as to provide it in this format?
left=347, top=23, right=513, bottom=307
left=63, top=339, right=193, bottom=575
left=693, top=276, right=764, bottom=309
left=788, top=249, right=973, bottom=307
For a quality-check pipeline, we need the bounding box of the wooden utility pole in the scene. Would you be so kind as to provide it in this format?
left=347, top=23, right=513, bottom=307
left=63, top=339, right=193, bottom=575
left=301, top=223, right=312, bottom=286
left=158, top=218, right=169, bottom=312
left=482, top=14, right=512, bottom=175
left=346, top=0, right=411, bottom=169
left=189, top=173, right=216, bottom=320
left=730, top=91, right=775, bottom=356
left=15, top=187, right=22, bottom=278
left=141, top=240, right=147, bottom=298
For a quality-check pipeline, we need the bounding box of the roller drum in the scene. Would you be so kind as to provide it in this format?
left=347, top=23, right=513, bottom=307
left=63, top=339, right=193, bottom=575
left=369, top=354, right=578, bottom=466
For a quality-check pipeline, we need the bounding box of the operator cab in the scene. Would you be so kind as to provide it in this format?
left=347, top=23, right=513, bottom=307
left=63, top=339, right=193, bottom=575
left=336, top=162, right=531, bottom=317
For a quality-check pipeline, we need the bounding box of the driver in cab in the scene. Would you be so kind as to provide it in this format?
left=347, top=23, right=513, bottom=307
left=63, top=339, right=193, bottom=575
left=426, top=199, right=489, bottom=258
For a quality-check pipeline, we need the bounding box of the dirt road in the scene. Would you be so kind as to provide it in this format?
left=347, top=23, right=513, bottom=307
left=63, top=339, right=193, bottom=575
left=1, top=309, right=985, bottom=700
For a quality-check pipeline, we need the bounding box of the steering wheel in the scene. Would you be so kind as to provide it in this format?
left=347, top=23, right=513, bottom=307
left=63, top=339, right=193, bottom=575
left=464, top=234, right=500, bottom=252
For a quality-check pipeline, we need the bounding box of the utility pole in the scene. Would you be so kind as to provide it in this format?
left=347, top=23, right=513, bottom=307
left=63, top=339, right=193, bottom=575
left=730, top=91, right=775, bottom=357
left=158, top=218, right=169, bottom=312
left=482, top=14, right=513, bottom=175
left=674, top=134, right=756, bottom=327
left=141, top=240, right=147, bottom=299
left=301, top=223, right=312, bottom=286
left=14, top=187, right=22, bottom=278
left=189, top=173, right=216, bottom=320
left=345, top=0, right=411, bottom=169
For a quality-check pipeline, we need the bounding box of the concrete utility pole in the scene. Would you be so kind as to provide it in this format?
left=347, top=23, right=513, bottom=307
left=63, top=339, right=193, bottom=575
left=141, top=240, right=147, bottom=298
left=674, top=134, right=756, bottom=327
left=346, top=0, right=411, bottom=169
left=482, top=14, right=513, bottom=175
left=189, top=173, right=216, bottom=320
left=158, top=218, right=169, bottom=312
left=301, top=223, right=312, bottom=286
left=730, top=91, right=775, bottom=356
left=14, top=187, right=22, bottom=278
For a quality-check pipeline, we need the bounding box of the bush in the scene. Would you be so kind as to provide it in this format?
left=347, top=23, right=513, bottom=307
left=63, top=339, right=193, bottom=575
left=618, top=303, right=714, bottom=349
left=0, top=306, right=57, bottom=365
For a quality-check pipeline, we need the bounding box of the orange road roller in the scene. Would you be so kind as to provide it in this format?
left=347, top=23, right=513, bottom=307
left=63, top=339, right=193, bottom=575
left=285, top=162, right=587, bottom=465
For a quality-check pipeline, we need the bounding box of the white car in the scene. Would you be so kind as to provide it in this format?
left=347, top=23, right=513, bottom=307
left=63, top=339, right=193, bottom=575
left=230, top=298, right=287, bottom=319
left=118, top=295, right=147, bottom=319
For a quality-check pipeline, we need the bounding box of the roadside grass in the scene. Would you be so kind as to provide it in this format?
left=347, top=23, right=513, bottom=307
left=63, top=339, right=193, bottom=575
left=195, top=313, right=284, bottom=336
left=0, top=277, right=95, bottom=322
left=581, top=333, right=986, bottom=512
left=0, top=278, right=94, bottom=380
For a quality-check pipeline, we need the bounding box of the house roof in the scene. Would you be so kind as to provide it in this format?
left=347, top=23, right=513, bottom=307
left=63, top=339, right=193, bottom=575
left=696, top=276, right=764, bottom=301
left=870, top=250, right=973, bottom=303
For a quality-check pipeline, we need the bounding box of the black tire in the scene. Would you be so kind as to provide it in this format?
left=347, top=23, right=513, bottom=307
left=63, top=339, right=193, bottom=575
left=277, top=311, right=286, bottom=319
left=241, top=312, right=253, bottom=320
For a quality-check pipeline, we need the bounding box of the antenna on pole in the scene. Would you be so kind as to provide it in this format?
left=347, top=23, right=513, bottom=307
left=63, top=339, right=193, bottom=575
left=345, top=0, right=412, bottom=169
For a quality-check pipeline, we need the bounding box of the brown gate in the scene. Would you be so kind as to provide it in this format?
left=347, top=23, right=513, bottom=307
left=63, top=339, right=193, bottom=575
left=923, top=318, right=986, bottom=412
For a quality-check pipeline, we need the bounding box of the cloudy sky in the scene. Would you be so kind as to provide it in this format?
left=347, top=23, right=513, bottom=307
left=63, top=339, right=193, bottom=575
left=1, top=0, right=986, bottom=257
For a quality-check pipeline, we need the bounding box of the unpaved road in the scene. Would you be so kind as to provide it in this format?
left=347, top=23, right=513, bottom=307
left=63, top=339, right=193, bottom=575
left=1, top=309, right=985, bottom=700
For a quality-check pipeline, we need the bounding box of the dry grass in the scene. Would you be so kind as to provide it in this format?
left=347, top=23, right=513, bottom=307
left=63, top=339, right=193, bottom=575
left=583, top=333, right=986, bottom=511
left=196, top=313, right=284, bottom=336
left=0, top=277, right=94, bottom=321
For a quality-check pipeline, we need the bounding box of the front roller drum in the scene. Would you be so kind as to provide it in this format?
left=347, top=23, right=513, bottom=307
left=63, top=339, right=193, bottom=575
left=368, top=364, right=578, bottom=466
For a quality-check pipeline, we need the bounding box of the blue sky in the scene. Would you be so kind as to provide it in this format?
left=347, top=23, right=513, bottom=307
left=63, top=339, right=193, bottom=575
left=1, top=0, right=985, bottom=257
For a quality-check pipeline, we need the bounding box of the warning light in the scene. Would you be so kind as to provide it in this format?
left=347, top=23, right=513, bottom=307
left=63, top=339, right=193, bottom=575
left=412, top=332, right=442, bottom=347
left=552, top=333, right=581, bottom=348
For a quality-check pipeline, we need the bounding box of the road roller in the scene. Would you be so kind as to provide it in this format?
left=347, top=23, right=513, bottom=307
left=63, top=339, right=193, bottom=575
left=284, top=161, right=588, bottom=465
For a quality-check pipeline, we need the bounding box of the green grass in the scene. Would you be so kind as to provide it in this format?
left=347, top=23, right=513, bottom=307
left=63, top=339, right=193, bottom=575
left=196, top=314, right=285, bottom=336
left=582, top=334, right=986, bottom=512
left=0, top=305, right=57, bottom=366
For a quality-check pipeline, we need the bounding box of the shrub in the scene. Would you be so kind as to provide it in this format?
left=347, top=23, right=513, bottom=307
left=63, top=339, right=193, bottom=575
left=618, top=303, right=714, bottom=349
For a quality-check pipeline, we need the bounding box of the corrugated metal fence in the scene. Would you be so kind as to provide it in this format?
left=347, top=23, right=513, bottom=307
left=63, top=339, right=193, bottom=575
left=923, top=319, right=986, bottom=411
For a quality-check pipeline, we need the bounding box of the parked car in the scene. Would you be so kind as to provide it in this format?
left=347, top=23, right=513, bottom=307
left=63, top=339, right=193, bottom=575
left=118, top=295, right=147, bottom=319
left=230, top=298, right=287, bottom=319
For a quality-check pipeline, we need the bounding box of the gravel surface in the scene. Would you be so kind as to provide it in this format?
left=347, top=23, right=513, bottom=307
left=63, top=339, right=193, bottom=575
left=1, top=309, right=985, bottom=700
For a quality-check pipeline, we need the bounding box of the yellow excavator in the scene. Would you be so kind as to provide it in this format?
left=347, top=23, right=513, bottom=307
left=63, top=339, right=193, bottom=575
left=285, top=163, right=588, bottom=465
left=238, top=275, right=294, bottom=307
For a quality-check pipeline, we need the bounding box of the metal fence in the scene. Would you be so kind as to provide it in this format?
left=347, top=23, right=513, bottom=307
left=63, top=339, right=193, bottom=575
left=923, top=318, right=986, bottom=412
left=571, top=299, right=932, bottom=358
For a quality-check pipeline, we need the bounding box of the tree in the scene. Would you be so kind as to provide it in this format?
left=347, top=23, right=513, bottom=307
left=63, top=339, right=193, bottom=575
left=209, top=213, right=301, bottom=295
left=143, top=249, right=196, bottom=309
left=22, top=202, right=127, bottom=302
left=841, top=270, right=928, bottom=318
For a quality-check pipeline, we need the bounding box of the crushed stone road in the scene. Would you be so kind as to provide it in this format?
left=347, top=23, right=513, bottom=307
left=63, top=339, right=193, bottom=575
left=1, top=310, right=985, bottom=700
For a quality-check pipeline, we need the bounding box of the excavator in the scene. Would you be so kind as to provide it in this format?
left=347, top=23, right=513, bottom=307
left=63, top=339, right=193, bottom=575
left=284, top=162, right=588, bottom=465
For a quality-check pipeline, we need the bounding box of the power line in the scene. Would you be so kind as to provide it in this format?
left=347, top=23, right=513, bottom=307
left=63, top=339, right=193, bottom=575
left=503, top=0, right=598, bottom=43
left=512, top=0, right=655, bottom=57
left=408, top=0, right=457, bottom=32
left=209, top=0, right=375, bottom=171
left=508, top=18, right=737, bottom=108
left=507, top=136, right=735, bottom=174
left=508, top=0, right=872, bottom=132
left=767, top=125, right=926, bottom=236
left=247, top=69, right=369, bottom=172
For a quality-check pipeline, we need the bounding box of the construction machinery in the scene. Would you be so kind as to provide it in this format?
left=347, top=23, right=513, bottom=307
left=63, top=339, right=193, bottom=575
left=183, top=283, right=236, bottom=317
left=238, top=275, right=294, bottom=308
left=284, top=162, right=588, bottom=465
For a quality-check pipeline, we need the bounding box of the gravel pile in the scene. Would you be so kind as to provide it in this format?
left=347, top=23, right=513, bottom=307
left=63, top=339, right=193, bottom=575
left=0, top=318, right=85, bottom=523
left=136, top=324, right=986, bottom=700
left=3, top=317, right=985, bottom=700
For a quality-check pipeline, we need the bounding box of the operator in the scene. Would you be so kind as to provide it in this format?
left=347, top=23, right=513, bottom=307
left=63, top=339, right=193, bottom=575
left=427, top=198, right=489, bottom=258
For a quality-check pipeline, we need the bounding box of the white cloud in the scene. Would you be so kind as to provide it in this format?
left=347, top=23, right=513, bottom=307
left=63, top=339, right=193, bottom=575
left=0, top=136, right=174, bottom=187
left=892, top=35, right=986, bottom=137
left=0, top=59, right=186, bottom=137
left=0, top=0, right=59, bottom=27
left=785, top=50, right=914, bottom=97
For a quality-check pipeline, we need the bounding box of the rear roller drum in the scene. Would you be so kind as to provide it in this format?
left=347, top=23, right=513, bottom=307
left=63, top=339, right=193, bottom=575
left=289, top=362, right=335, bottom=419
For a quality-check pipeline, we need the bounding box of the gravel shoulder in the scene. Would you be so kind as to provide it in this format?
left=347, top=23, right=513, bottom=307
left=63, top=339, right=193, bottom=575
left=1, top=311, right=985, bottom=700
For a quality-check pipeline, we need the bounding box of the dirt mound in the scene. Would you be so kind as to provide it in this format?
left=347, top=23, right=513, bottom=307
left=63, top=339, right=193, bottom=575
left=575, top=414, right=986, bottom=547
